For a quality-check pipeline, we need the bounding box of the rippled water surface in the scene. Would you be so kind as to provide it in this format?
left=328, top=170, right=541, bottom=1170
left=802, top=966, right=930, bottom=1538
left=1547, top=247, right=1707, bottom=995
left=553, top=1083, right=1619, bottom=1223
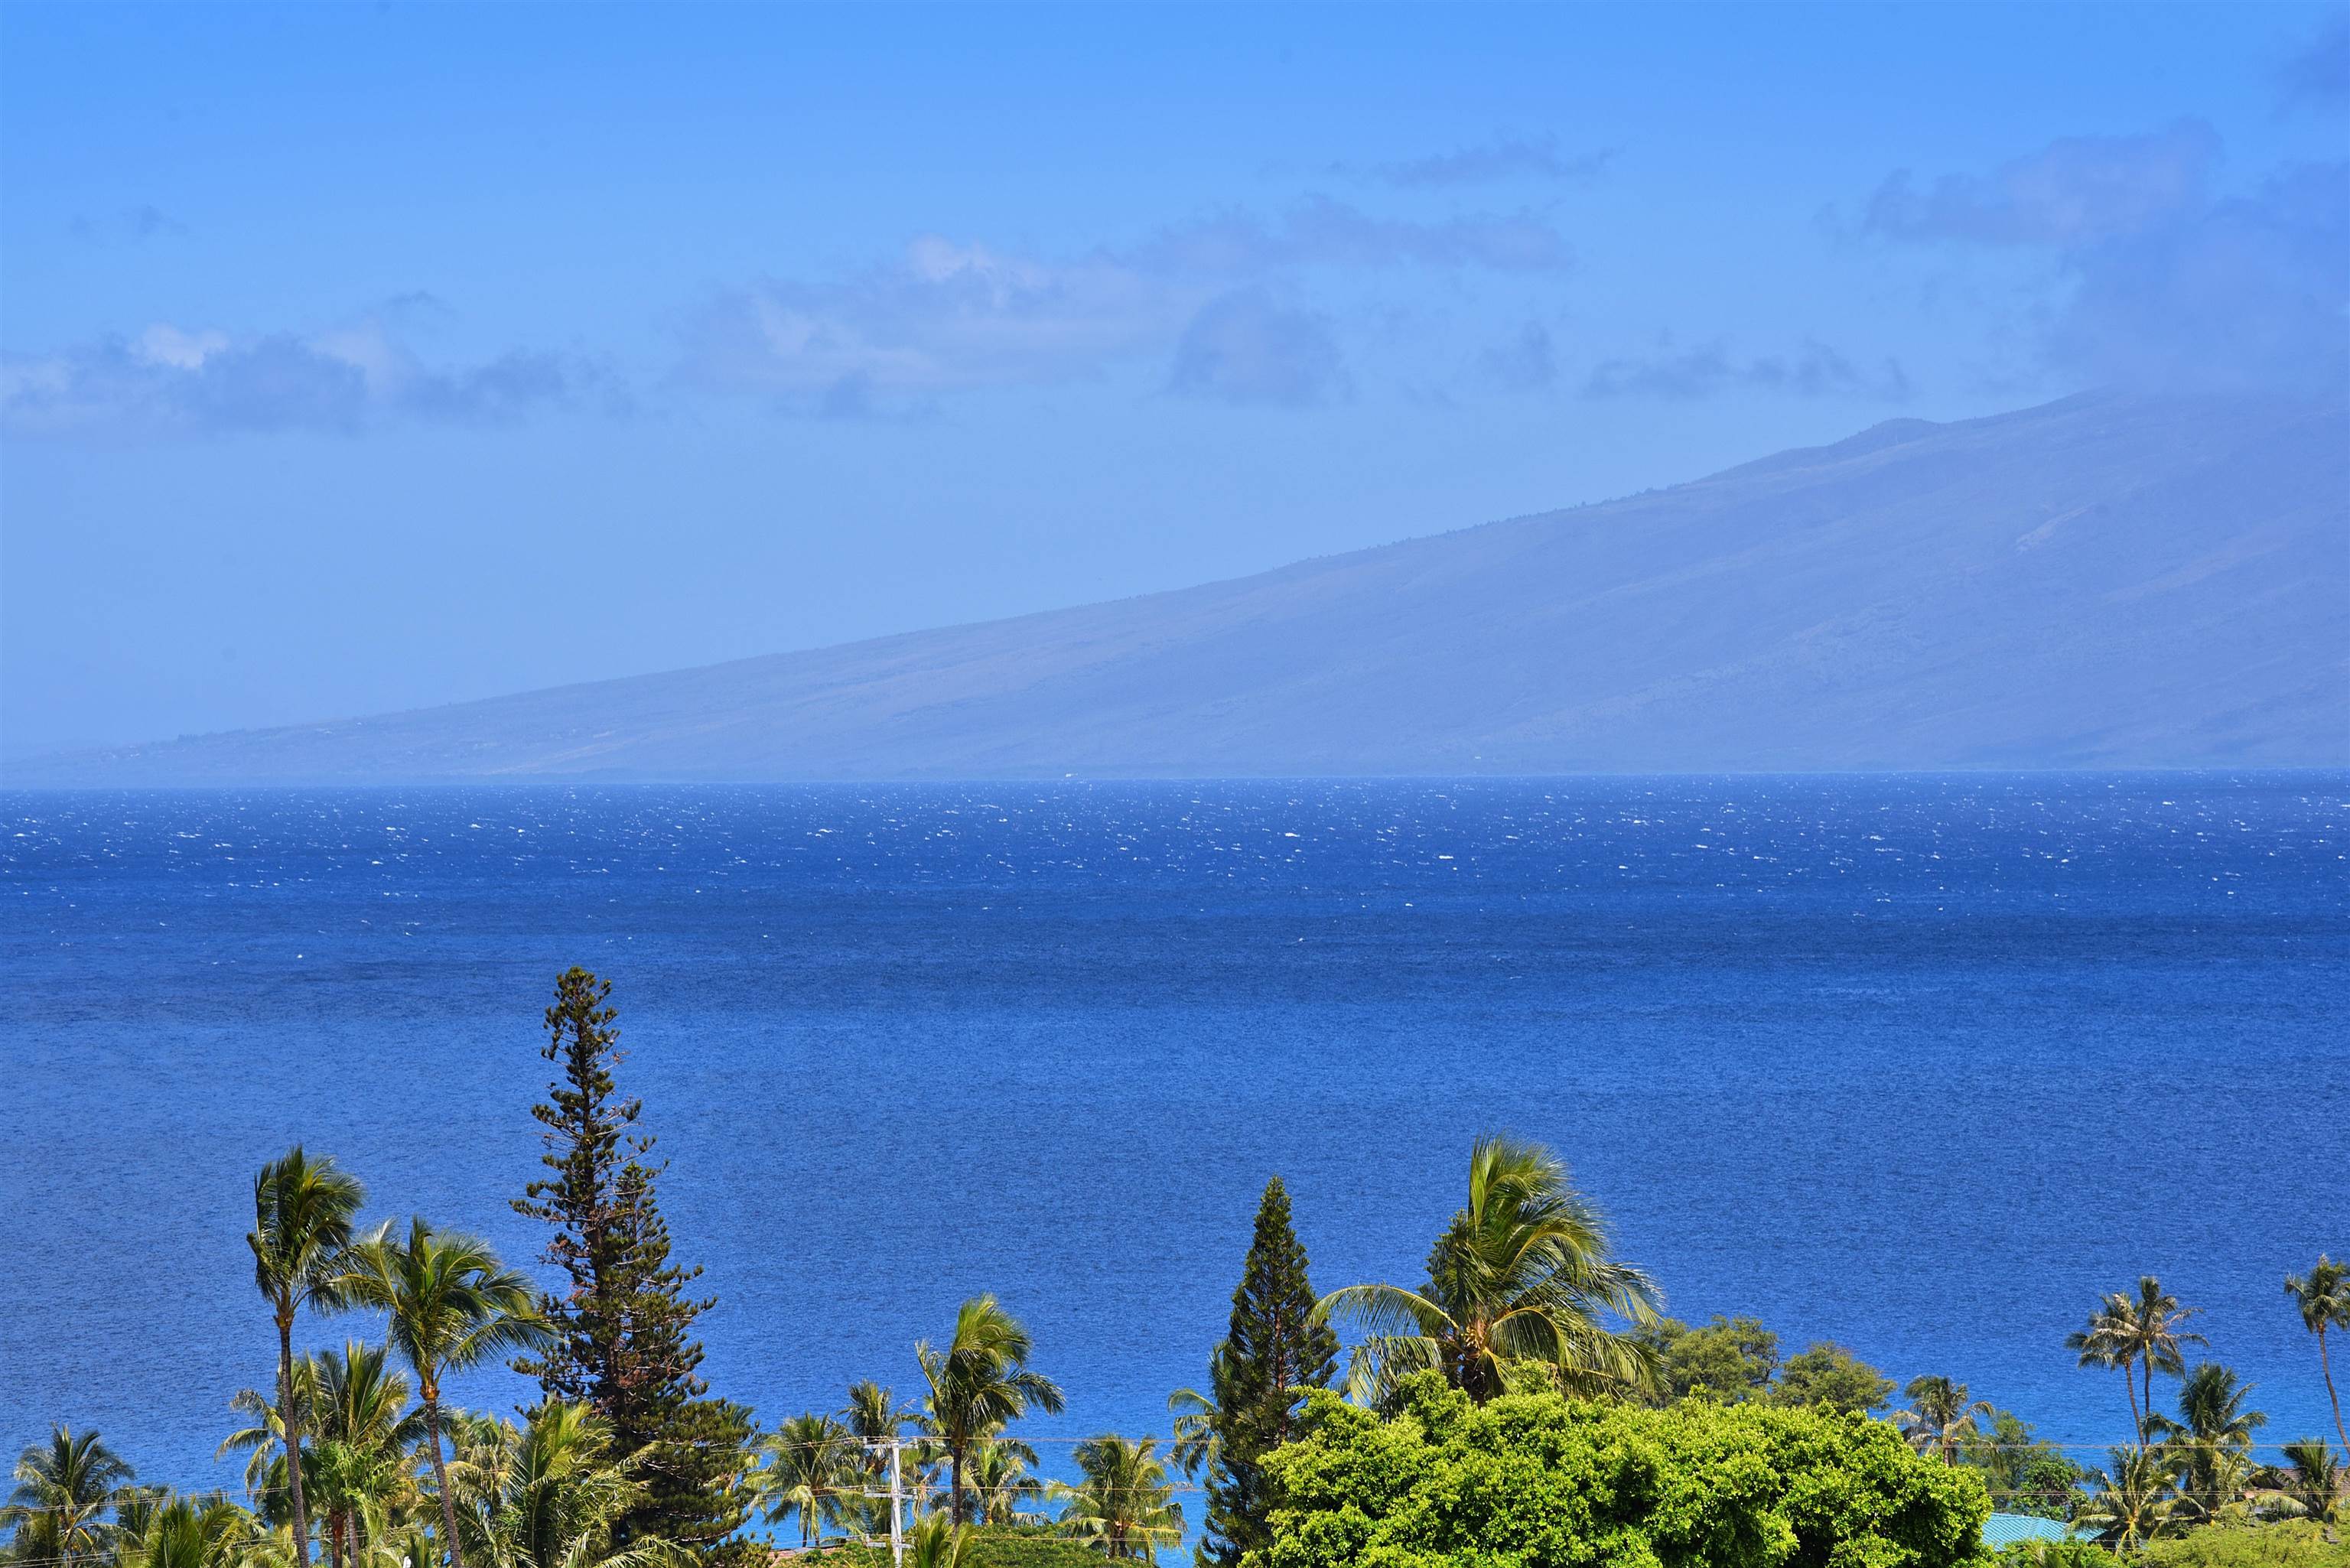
left=2, top=775, right=2345, bottom=1492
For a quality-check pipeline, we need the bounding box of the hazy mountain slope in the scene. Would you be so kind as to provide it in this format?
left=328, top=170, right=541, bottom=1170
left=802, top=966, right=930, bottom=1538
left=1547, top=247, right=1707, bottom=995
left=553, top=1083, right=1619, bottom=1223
left=19, top=390, right=2348, bottom=782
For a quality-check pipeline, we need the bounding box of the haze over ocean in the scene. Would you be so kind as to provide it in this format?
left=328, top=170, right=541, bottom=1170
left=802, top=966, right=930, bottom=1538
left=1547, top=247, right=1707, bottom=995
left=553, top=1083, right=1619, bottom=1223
left=2, top=773, right=2344, bottom=1492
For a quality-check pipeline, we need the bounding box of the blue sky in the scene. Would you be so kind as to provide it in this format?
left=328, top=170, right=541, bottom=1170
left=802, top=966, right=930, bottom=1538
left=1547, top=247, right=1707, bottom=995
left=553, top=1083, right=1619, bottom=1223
left=3, top=2, right=2344, bottom=756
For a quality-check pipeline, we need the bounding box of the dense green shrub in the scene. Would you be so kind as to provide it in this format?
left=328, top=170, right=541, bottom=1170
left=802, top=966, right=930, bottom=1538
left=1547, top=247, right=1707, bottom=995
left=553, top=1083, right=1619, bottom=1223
left=2135, top=1524, right=2350, bottom=1567
left=819, top=1523, right=1112, bottom=1568
left=1992, top=1541, right=2108, bottom=1567
left=1253, top=1372, right=1993, bottom=1568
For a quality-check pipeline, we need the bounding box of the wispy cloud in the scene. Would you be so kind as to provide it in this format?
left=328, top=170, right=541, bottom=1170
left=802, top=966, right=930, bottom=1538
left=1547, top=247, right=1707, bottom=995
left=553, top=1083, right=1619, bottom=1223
left=1863, top=120, right=2219, bottom=247
left=1477, top=320, right=1557, bottom=393
left=1, top=311, right=611, bottom=440
left=1582, top=340, right=1911, bottom=402
left=675, top=238, right=1174, bottom=412
left=66, top=204, right=183, bottom=244
left=1336, top=135, right=1613, bottom=189
left=1128, top=196, right=1573, bottom=275
left=1167, top=290, right=1346, bottom=407
left=677, top=198, right=1574, bottom=416
left=1860, top=122, right=2348, bottom=394
left=2278, top=14, right=2348, bottom=113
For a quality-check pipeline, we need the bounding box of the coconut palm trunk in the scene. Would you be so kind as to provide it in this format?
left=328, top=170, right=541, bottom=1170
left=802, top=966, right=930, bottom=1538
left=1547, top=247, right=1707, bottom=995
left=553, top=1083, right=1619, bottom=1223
left=421, top=1388, right=465, bottom=1568
left=2322, top=1321, right=2347, bottom=1456
left=2124, top=1361, right=2148, bottom=1450
left=278, top=1314, right=315, bottom=1565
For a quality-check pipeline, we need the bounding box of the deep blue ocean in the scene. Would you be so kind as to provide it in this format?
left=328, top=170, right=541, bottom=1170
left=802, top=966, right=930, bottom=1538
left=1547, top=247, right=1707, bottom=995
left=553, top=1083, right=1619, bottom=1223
left=3, top=775, right=2345, bottom=1505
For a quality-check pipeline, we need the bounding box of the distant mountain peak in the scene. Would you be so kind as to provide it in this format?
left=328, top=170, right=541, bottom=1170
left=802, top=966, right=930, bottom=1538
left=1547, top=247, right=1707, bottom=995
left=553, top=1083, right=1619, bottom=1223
left=15, top=391, right=2345, bottom=784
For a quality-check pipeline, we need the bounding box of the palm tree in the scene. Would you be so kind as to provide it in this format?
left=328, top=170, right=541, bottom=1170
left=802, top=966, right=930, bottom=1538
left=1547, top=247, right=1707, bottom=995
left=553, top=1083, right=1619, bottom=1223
left=2253, top=1440, right=2341, bottom=1525
left=900, top=1514, right=967, bottom=1568
left=834, top=1383, right=921, bottom=1540
left=1314, top=1134, right=1660, bottom=1405
left=962, top=1440, right=1043, bottom=1527
left=1051, top=1438, right=1182, bottom=1561
left=753, top=1415, right=854, bottom=1551
left=308, top=1444, right=406, bottom=1568
left=915, top=1296, right=1064, bottom=1526
left=112, top=1494, right=264, bottom=1568
left=1, top=1427, right=136, bottom=1568
left=2285, top=1257, right=2350, bottom=1456
left=220, top=1369, right=313, bottom=1518
left=220, top=1344, right=428, bottom=1567
left=337, top=1219, right=548, bottom=1568
left=2148, top=1361, right=2265, bottom=1515
left=1898, top=1376, right=1994, bottom=1464
left=2065, top=1276, right=2203, bottom=1451
left=1166, top=1367, right=1221, bottom=1480
left=2074, top=1446, right=2199, bottom=1548
left=314, top=1343, right=429, bottom=1568
left=444, top=1402, right=664, bottom=1568
left=250, top=1148, right=368, bottom=1568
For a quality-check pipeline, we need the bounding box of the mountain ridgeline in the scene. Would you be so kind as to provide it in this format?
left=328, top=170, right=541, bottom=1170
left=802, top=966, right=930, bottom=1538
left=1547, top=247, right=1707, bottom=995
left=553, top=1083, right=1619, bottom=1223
left=23, top=390, right=2347, bottom=781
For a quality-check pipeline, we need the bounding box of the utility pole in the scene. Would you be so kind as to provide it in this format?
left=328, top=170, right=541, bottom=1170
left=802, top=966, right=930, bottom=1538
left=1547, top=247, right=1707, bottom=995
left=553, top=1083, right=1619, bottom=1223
left=887, top=1437, right=904, bottom=1568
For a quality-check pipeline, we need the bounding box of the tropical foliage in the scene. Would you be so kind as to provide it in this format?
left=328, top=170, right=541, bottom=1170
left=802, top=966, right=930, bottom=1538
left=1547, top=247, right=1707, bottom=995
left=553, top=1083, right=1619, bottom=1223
left=1048, top=1440, right=1179, bottom=1561
left=248, top=1147, right=366, bottom=1568
left=1634, top=1314, right=1781, bottom=1404
left=916, top=1296, right=1065, bottom=1527
left=750, top=1414, right=854, bottom=1550
left=1313, top=1134, right=1660, bottom=1407
left=1955, top=1409, right=2083, bottom=1521
left=1768, top=1342, right=1899, bottom=1414
left=2137, top=1521, right=2350, bottom=1566
left=441, top=1401, right=664, bottom=1568
left=1255, top=1371, right=1996, bottom=1568
left=2285, top=1258, right=2350, bottom=1457
left=2068, top=1277, right=2205, bottom=1451
left=337, top=1218, right=550, bottom=1568
left=2154, top=1363, right=2269, bottom=1518
left=1902, top=1376, right=1997, bottom=1463
left=2, top=1428, right=138, bottom=1568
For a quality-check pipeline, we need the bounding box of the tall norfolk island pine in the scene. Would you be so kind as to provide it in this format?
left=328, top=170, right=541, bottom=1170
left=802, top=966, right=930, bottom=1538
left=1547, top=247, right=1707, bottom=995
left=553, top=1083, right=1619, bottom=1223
left=512, top=969, right=757, bottom=1566
left=1197, top=1176, right=1338, bottom=1568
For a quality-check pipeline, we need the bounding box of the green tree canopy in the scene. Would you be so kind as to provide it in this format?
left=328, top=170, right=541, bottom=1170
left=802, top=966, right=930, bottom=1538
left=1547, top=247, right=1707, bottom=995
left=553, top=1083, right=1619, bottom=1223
left=1955, top=1410, right=2081, bottom=1521
left=1253, top=1372, right=1994, bottom=1568
left=1636, top=1316, right=1781, bottom=1404
left=2137, top=1523, right=2350, bottom=1567
left=1765, top=1342, right=1896, bottom=1415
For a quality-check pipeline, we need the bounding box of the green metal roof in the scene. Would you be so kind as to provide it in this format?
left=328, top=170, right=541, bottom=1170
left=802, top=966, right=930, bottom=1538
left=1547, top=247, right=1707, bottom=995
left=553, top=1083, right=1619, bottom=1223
left=1983, top=1514, right=2078, bottom=1548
